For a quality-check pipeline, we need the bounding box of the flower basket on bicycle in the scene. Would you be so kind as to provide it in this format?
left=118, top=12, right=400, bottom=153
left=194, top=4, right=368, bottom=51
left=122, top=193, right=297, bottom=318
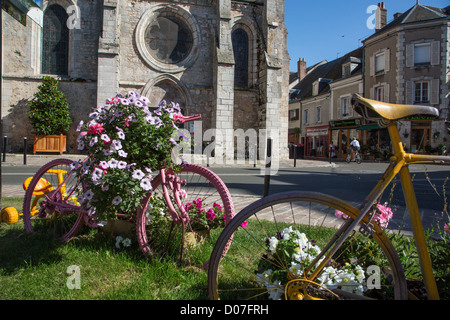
left=23, top=91, right=234, bottom=266
left=74, top=91, right=184, bottom=221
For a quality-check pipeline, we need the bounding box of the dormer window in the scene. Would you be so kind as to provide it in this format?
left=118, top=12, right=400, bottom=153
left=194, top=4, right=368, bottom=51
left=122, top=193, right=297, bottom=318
left=342, top=57, right=361, bottom=78
left=312, top=81, right=319, bottom=96
left=312, top=78, right=332, bottom=96
left=342, top=63, right=351, bottom=77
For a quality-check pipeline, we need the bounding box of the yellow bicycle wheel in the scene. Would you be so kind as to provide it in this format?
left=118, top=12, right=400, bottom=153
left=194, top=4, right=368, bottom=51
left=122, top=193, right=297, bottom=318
left=208, top=191, right=407, bottom=300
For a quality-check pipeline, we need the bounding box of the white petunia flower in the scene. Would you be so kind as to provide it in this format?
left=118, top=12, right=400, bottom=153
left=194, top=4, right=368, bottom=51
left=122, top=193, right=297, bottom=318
left=112, top=196, right=122, bottom=205
left=108, top=158, right=118, bottom=169
left=268, top=236, right=278, bottom=254
left=92, top=168, right=103, bottom=181
left=117, top=161, right=127, bottom=169
left=132, top=169, right=145, bottom=180
left=140, top=177, right=153, bottom=191
left=83, top=189, right=94, bottom=201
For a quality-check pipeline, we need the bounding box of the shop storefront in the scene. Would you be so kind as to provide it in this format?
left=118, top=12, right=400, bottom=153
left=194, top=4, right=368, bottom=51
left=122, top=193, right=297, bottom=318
left=329, top=119, right=362, bottom=158
left=358, top=123, right=391, bottom=160
left=305, top=126, right=329, bottom=158
left=408, top=117, right=434, bottom=154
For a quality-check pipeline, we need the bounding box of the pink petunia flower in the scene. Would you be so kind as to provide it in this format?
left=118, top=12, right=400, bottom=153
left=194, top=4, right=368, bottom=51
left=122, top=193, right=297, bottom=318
left=88, top=123, right=104, bottom=135
left=193, top=198, right=203, bottom=209
left=334, top=210, right=349, bottom=220
left=206, top=208, right=216, bottom=221
left=173, top=113, right=185, bottom=123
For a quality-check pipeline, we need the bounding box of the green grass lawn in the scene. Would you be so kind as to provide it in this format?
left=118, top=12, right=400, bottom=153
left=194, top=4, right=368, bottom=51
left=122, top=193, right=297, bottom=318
left=0, top=197, right=209, bottom=300
left=1, top=196, right=448, bottom=300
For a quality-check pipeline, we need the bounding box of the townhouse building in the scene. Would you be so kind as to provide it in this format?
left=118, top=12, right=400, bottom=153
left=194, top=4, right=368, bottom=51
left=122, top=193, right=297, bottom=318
left=289, top=2, right=450, bottom=159
left=289, top=48, right=363, bottom=158
left=363, top=2, right=449, bottom=155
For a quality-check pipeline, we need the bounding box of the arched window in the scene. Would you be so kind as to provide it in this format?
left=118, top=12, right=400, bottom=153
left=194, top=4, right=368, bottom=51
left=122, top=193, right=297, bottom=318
left=232, top=28, right=249, bottom=88
left=42, top=4, right=69, bottom=75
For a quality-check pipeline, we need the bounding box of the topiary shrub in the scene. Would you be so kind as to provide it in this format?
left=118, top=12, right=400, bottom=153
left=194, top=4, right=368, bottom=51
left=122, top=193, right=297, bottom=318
left=28, top=76, right=72, bottom=135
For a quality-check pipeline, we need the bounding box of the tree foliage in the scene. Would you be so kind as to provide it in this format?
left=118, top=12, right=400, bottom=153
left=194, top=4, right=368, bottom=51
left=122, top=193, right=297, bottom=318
left=28, top=76, right=72, bottom=135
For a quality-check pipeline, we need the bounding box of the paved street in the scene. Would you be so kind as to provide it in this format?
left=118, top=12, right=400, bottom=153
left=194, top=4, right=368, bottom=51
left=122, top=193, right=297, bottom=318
left=210, top=161, right=450, bottom=232
left=2, top=153, right=450, bottom=232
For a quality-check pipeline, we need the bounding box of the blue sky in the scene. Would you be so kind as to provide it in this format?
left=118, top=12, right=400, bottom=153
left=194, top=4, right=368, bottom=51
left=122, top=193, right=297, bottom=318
left=285, top=0, right=449, bottom=72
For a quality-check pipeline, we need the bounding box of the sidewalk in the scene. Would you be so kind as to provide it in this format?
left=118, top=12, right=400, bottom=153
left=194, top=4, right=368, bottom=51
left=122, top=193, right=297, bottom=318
left=1, top=153, right=85, bottom=167
left=0, top=153, right=336, bottom=169
left=1, top=153, right=335, bottom=199
left=0, top=153, right=345, bottom=231
left=0, top=153, right=440, bottom=233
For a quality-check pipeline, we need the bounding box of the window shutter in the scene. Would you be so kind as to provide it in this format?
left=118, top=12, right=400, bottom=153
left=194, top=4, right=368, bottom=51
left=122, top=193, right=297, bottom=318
left=337, top=100, right=341, bottom=118
left=384, top=49, right=390, bottom=72
left=406, top=44, right=414, bottom=68
left=369, top=87, right=374, bottom=100
left=405, top=81, right=413, bottom=104
left=431, top=41, right=440, bottom=66
left=430, top=79, right=440, bottom=105
left=369, top=55, right=375, bottom=76
left=384, top=83, right=390, bottom=103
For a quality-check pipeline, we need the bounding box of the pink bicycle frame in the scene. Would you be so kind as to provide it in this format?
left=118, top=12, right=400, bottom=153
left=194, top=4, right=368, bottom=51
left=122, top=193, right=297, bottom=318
left=159, top=114, right=202, bottom=226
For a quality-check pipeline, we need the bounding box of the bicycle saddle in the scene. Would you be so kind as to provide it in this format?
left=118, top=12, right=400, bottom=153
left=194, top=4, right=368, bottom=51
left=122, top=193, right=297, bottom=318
left=351, top=93, right=439, bottom=121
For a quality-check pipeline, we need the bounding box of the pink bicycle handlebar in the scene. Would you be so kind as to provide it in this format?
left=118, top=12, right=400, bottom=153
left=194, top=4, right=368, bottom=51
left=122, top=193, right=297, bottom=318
left=183, top=114, right=202, bottom=122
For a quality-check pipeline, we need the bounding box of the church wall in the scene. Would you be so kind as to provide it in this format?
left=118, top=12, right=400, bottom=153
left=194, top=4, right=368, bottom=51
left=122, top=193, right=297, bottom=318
left=2, top=0, right=289, bottom=160
left=1, top=1, right=101, bottom=153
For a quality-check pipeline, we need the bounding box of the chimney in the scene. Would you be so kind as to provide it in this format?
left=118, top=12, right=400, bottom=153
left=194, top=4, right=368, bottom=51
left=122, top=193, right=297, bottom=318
left=297, top=58, right=307, bottom=81
left=393, top=12, right=402, bottom=20
left=375, top=2, right=387, bottom=32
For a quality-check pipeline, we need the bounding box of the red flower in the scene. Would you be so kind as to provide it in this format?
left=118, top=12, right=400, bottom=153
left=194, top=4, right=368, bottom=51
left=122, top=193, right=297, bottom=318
left=88, top=123, right=105, bottom=134
left=206, top=208, right=216, bottom=221
left=173, top=113, right=185, bottom=123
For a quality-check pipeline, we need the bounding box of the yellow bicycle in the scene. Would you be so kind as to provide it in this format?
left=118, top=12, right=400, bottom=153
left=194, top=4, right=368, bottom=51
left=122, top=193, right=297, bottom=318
left=208, top=94, right=448, bottom=300
left=1, top=168, right=77, bottom=225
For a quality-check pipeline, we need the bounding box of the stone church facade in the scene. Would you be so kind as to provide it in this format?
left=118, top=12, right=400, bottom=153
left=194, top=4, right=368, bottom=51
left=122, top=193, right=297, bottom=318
left=1, top=0, right=289, bottom=162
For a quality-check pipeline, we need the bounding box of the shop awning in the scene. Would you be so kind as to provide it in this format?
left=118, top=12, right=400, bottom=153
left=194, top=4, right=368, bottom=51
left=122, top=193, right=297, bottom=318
left=357, top=124, right=381, bottom=130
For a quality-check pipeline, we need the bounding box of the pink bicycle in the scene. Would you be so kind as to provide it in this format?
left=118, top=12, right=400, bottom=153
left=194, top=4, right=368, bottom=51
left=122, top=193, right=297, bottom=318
left=22, top=115, right=235, bottom=264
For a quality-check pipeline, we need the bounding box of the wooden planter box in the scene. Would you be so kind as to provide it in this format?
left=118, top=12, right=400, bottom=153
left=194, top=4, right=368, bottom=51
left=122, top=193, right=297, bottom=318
left=33, top=134, right=66, bottom=154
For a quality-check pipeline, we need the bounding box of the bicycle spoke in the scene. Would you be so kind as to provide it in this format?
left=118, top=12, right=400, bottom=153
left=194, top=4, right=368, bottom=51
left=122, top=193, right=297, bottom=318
left=23, top=159, right=85, bottom=241
left=209, top=192, right=406, bottom=300
left=136, top=165, right=234, bottom=267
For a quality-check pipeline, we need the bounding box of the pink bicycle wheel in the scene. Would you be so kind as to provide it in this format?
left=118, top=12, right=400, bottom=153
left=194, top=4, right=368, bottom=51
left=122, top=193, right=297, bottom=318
left=136, top=164, right=234, bottom=264
left=22, top=158, right=85, bottom=242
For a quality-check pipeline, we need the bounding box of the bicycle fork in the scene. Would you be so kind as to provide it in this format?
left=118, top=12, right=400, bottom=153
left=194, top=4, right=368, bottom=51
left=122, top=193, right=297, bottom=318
left=160, top=169, right=190, bottom=263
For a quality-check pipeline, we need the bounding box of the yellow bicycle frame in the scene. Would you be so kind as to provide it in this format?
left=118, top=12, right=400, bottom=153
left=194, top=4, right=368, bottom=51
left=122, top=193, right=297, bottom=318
left=308, top=120, right=445, bottom=299
left=365, top=122, right=445, bottom=299
left=387, top=122, right=447, bottom=300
